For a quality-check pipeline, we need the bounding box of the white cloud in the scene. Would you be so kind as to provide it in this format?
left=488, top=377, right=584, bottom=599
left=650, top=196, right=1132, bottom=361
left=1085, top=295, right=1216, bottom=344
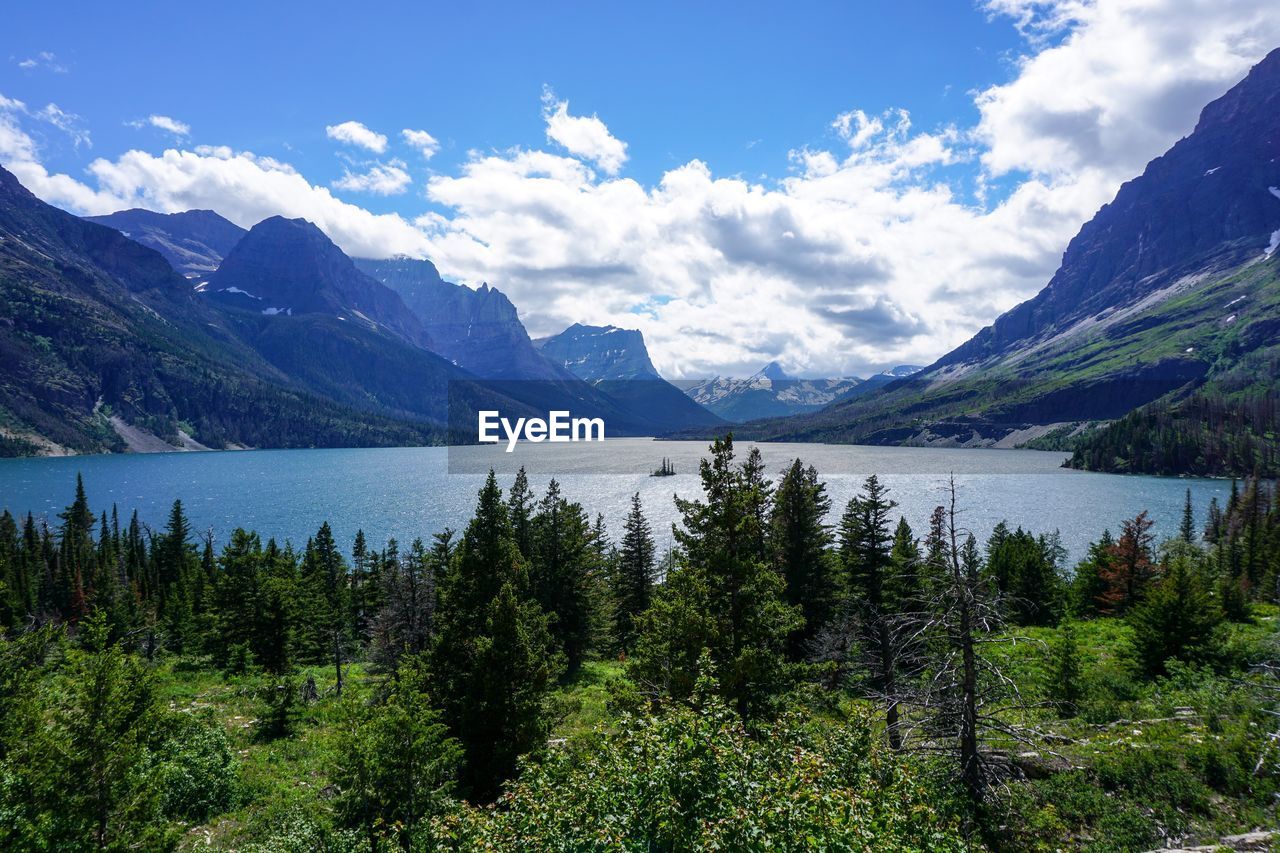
left=34, top=103, right=90, bottom=149
left=976, top=0, right=1280, bottom=184
left=0, top=95, right=122, bottom=212
left=402, top=128, right=440, bottom=159
left=128, top=114, right=190, bottom=137
left=332, top=160, right=412, bottom=195
left=541, top=88, right=628, bottom=176
left=325, top=120, right=387, bottom=153
left=15, top=51, right=67, bottom=73
left=3, top=0, right=1276, bottom=379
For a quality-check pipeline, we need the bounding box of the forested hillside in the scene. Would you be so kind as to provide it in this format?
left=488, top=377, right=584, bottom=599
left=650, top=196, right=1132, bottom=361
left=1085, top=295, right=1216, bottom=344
left=2, top=441, right=1279, bottom=849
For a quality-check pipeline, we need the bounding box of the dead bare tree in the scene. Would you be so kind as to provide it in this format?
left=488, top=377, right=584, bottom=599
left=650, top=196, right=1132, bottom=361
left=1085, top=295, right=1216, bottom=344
left=888, top=477, right=1049, bottom=834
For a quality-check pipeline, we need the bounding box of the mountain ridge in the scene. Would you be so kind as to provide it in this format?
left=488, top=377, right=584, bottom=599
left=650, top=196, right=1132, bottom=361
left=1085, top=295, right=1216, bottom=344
left=85, top=208, right=246, bottom=280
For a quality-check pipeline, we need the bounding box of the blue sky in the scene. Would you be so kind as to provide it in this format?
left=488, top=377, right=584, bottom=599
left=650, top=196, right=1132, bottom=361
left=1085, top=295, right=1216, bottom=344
left=2, top=1, right=1276, bottom=378
left=5, top=1, right=1026, bottom=213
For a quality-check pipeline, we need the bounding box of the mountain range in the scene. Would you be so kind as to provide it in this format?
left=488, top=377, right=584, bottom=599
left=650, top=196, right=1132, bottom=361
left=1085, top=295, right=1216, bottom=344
left=704, top=47, right=1280, bottom=476
left=681, top=362, right=922, bottom=423
left=0, top=166, right=724, bottom=454
left=0, top=165, right=444, bottom=455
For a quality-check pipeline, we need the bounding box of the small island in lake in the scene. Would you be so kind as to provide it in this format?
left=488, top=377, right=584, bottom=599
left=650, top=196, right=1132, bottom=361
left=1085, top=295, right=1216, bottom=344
left=650, top=457, right=676, bottom=477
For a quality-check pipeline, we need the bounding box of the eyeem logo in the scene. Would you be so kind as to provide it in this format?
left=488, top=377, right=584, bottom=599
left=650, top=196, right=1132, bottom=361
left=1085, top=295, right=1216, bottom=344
left=478, top=410, right=605, bottom=452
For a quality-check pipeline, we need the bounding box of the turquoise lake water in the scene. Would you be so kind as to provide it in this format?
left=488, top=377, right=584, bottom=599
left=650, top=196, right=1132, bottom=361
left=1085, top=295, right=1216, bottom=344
left=0, top=440, right=1229, bottom=563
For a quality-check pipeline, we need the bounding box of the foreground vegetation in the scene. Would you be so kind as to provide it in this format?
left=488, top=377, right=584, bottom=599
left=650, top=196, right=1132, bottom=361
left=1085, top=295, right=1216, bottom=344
left=1, top=438, right=1279, bottom=849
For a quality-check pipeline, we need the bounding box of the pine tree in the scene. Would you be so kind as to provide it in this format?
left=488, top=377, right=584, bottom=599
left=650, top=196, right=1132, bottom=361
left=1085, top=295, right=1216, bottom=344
left=298, top=523, right=350, bottom=694
left=349, top=529, right=371, bottom=644
left=1098, top=512, right=1159, bottom=614
left=529, top=479, right=598, bottom=677
left=155, top=500, right=198, bottom=651
left=434, top=471, right=562, bottom=799
left=212, top=529, right=263, bottom=670
left=55, top=474, right=97, bottom=624
left=1205, top=497, right=1224, bottom=544
left=331, top=659, right=460, bottom=848
left=371, top=535, right=441, bottom=672
left=986, top=525, right=1063, bottom=626
left=1180, top=488, right=1197, bottom=543
left=51, top=613, right=163, bottom=848
left=1047, top=621, right=1084, bottom=717
left=613, top=492, right=656, bottom=656
left=1069, top=530, right=1114, bottom=617
left=508, top=467, right=535, bottom=560
left=630, top=436, right=801, bottom=719
left=769, top=459, right=836, bottom=656
left=838, top=474, right=911, bottom=749
left=1129, top=551, right=1222, bottom=676
left=255, top=538, right=296, bottom=675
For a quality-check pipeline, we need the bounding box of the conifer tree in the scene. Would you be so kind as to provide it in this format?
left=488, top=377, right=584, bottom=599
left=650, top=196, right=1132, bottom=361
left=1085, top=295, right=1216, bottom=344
left=52, top=613, right=163, bottom=848
left=434, top=471, right=562, bottom=799
left=1047, top=621, right=1084, bottom=717
left=770, top=459, right=835, bottom=656
left=839, top=474, right=911, bottom=749
left=630, top=436, right=801, bottom=719
left=1181, top=488, right=1197, bottom=543
left=613, top=492, right=656, bottom=656
left=1069, top=530, right=1114, bottom=617
left=371, top=535, right=442, bottom=672
left=1129, top=551, right=1222, bottom=676
left=156, top=500, right=198, bottom=651
left=298, top=523, right=350, bottom=694
left=1098, top=512, right=1159, bottom=614
left=507, top=467, right=535, bottom=560
left=349, top=529, right=371, bottom=643
left=212, top=529, right=263, bottom=669
left=255, top=538, right=295, bottom=675
left=331, top=659, right=460, bottom=848
left=529, top=480, right=597, bottom=677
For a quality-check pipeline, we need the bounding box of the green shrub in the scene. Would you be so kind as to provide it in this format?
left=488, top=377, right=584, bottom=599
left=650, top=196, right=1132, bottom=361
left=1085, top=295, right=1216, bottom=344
left=151, top=711, right=239, bottom=822
left=433, top=680, right=966, bottom=850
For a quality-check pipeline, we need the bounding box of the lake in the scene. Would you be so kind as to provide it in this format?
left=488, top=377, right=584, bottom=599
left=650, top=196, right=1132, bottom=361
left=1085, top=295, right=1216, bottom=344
left=0, top=440, right=1229, bottom=563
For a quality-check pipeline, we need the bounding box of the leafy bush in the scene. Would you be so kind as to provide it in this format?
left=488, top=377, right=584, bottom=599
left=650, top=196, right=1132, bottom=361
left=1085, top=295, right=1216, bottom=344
left=433, top=679, right=966, bottom=851
left=150, top=711, right=239, bottom=822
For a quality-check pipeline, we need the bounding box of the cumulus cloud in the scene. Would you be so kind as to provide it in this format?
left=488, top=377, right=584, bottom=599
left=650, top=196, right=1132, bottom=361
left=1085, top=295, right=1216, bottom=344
left=0, top=94, right=122, bottom=212
left=976, top=0, right=1280, bottom=183
left=402, top=128, right=440, bottom=159
left=541, top=88, right=628, bottom=176
left=325, top=120, right=387, bottom=153
left=128, top=114, right=190, bottom=137
left=332, top=160, right=412, bottom=195
left=3, top=0, right=1276, bottom=379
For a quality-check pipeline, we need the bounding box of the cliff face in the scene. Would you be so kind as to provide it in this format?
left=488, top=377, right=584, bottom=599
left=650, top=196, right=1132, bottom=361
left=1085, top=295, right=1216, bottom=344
left=534, top=323, right=663, bottom=381
left=0, top=165, right=442, bottom=453
left=535, top=323, right=727, bottom=430
left=356, top=257, right=570, bottom=380
left=942, top=46, right=1280, bottom=369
